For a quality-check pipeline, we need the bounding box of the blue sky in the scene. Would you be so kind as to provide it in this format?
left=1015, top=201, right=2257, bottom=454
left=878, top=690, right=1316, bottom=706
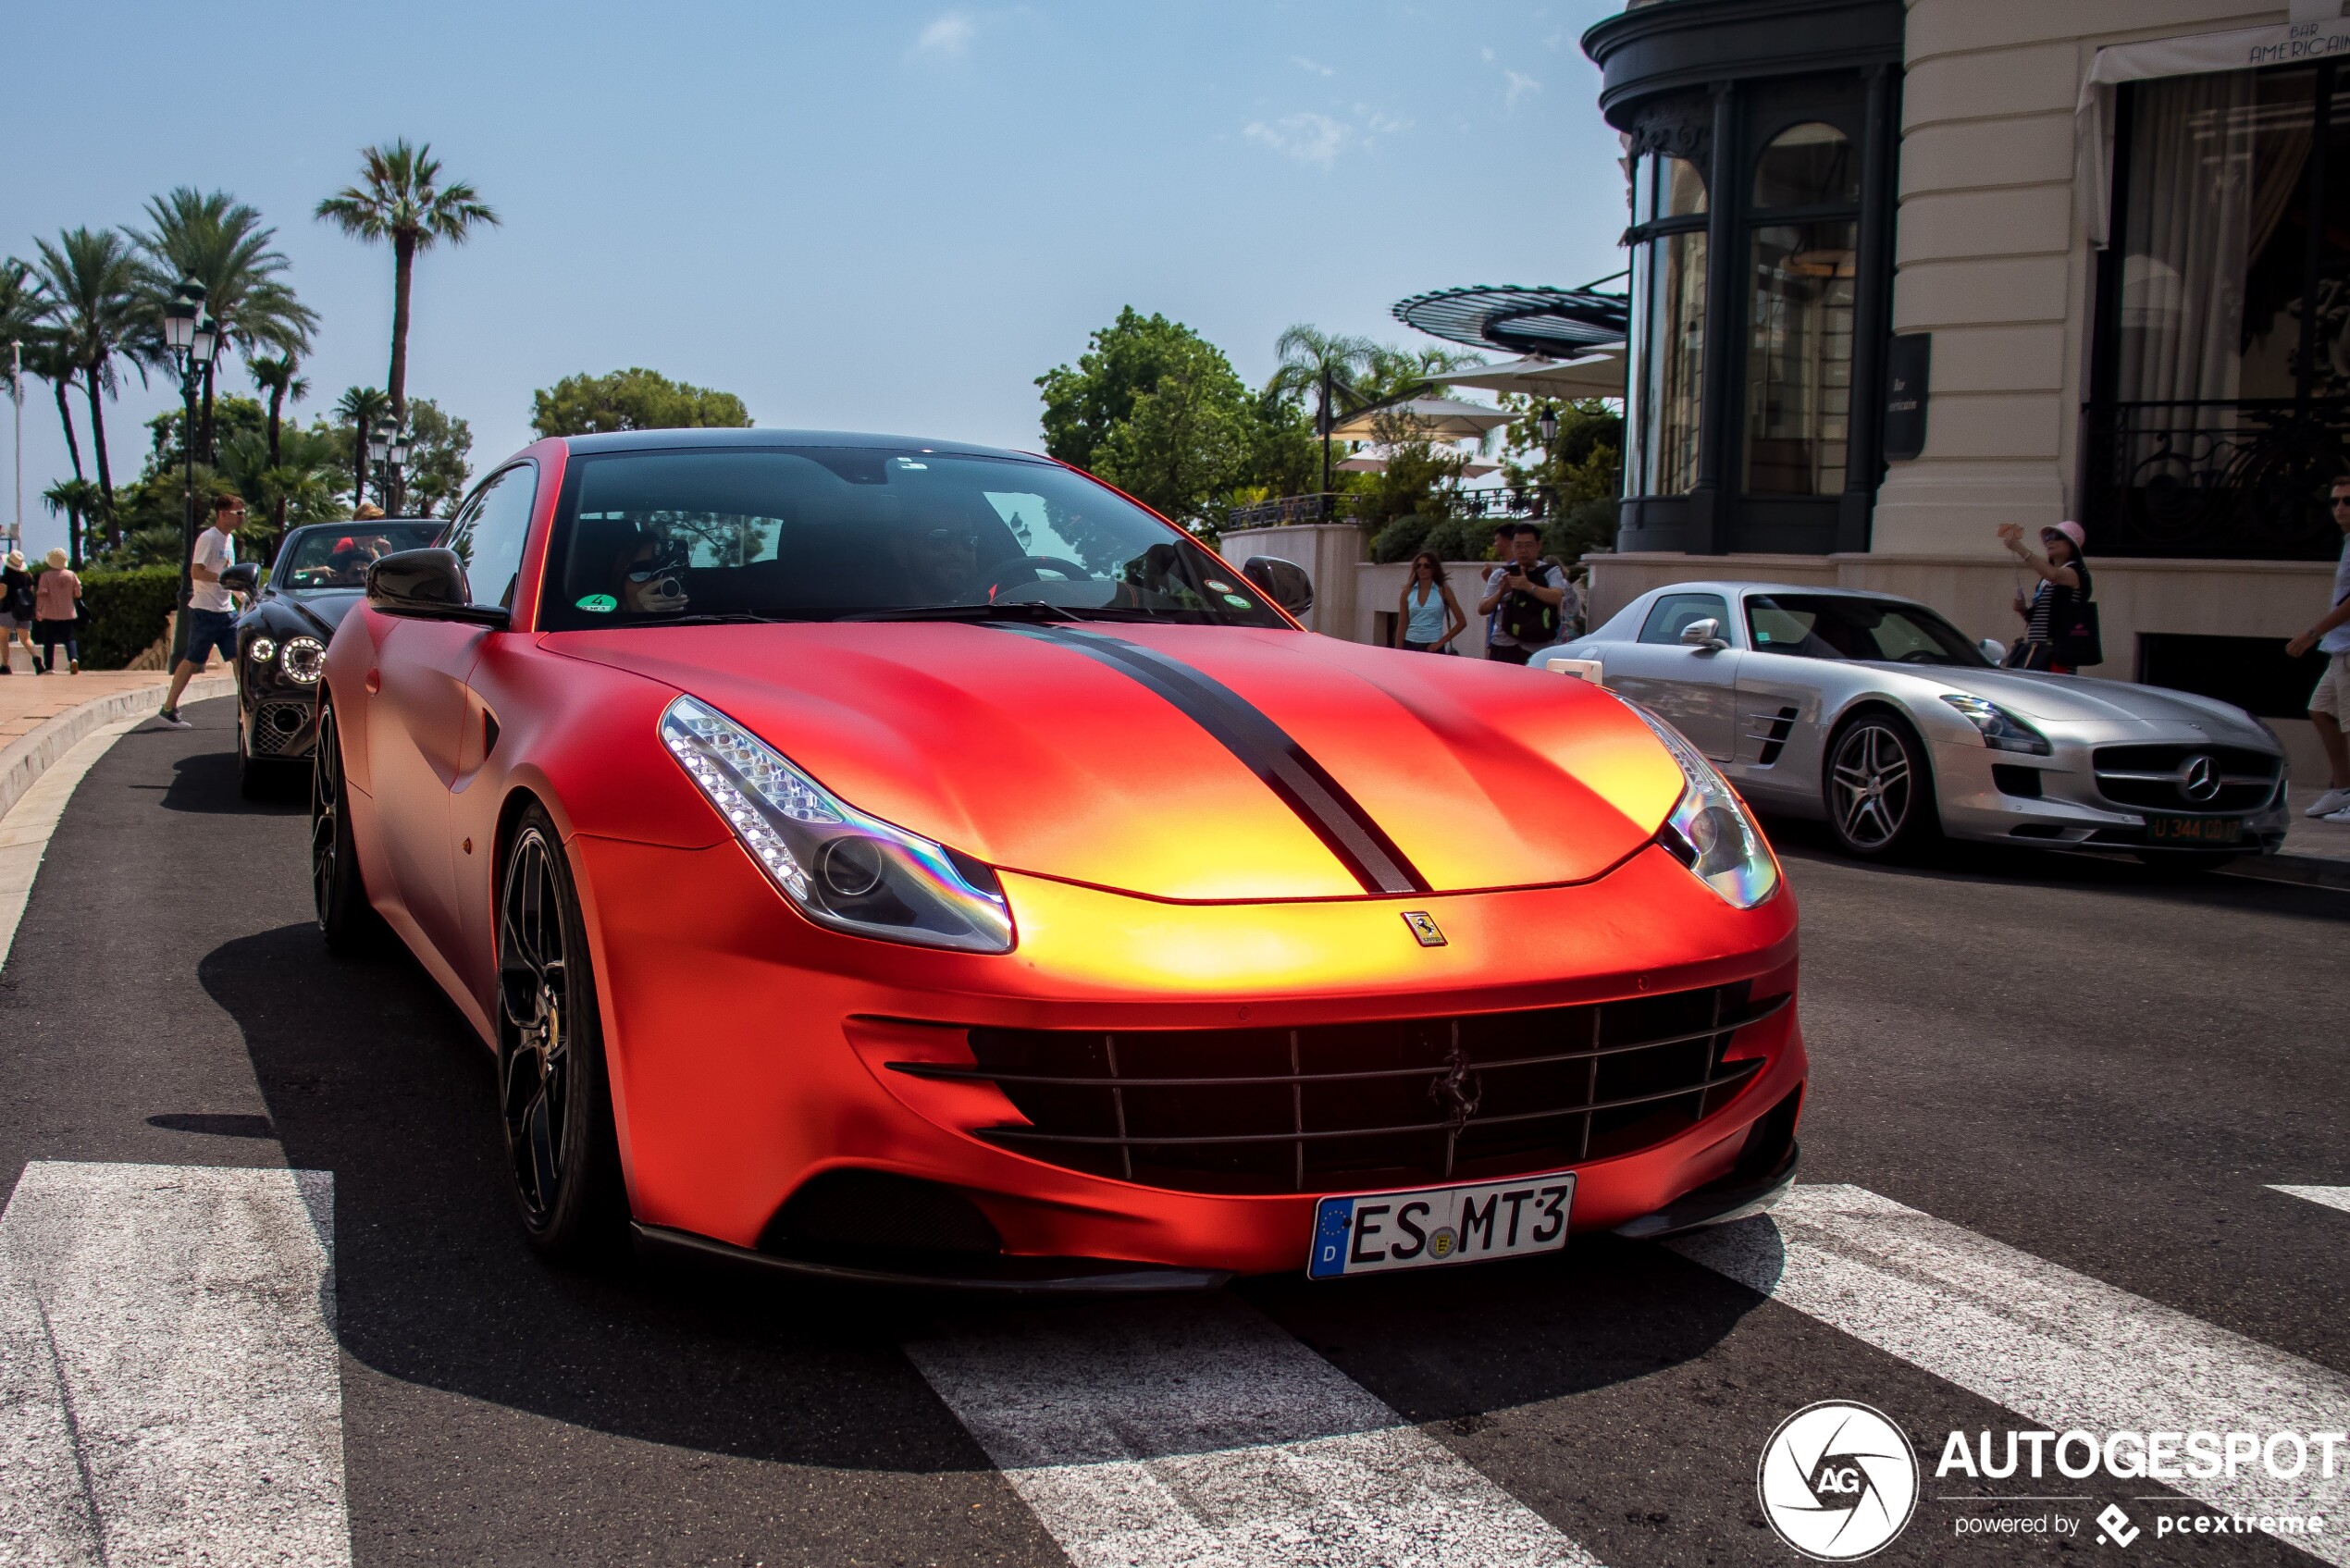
left=1, top=1, right=1626, bottom=557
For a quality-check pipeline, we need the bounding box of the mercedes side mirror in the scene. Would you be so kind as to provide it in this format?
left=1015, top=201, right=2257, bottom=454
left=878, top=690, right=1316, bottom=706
left=1679, top=617, right=1728, bottom=651
left=218, top=562, right=261, bottom=596
left=366, top=548, right=511, bottom=628
left=1242, top=556, right=1314, bottom=617
left=1979, top=637, right=2008, bottom=664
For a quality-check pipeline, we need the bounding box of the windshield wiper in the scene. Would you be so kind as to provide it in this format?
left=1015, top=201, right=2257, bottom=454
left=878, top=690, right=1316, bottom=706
left=836, top=601, right=1078, bottom=623
left=647, top=611, right=811, bottom=626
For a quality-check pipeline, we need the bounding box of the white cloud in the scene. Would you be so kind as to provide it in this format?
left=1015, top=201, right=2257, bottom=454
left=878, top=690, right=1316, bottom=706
left=915, top=11, right=976, bottom=55
left=1480, top=45, right=1496, bottom=63
left=1243, top=112, right=1350, bottom=167
left=1291, top=55, right=1335, bottom=77
left=1504, top=69, right=1541, bottom=108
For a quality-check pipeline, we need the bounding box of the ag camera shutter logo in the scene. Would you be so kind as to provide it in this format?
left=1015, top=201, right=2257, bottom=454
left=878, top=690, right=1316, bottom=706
left=1758, top=1401, right=1921, bottom=1560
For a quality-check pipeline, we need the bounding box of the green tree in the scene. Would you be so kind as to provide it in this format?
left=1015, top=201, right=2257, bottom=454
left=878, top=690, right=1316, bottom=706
left=529, top=367, right=751, bottom=436
left=245, top=353, right=308, bottom=530
left=1498, top=396, right=1625, bottom=561
left=21, top=335, right=90, bottom=529
left=333, top=385, right=390, bottom=506
left=1038, top=308, right=1231, bottom=475
left=1266, top=324, right=1375, bottom=493
left=0, top=259, right=47, bottom=390
left=31, top=228, right=143, bottom=519
left=1088, top=338, right=1255, bottom=533
left=129, top=189, right=316, bottom=463
left=42, top=477, right=101, bottom=568
left=401, top=398, right=474, bottom=516
left=315, top=141, right=500, bottom=426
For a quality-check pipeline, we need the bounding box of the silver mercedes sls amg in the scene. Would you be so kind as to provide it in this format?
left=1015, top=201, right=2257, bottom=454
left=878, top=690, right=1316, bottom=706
left=1537, top=582, right=2290, bottom=862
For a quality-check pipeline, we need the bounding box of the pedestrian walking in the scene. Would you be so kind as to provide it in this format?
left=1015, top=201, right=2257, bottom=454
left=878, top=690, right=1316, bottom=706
left=32, top=549, right=80, bottom=673
left=1998, top=520, right=2096, bottom=672
left=2288, top=475, right=2350, bottom=821
left=155, top=495, right=248, bottom=730
left=0, top=550, right=34, bottom=675
left=1477, top=523, right=1567, bottom=664
left=1393, top=552, right=1467, bottom=652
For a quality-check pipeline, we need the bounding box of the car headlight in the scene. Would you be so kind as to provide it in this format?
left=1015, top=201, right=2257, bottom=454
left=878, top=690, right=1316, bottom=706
left=659, top=694, right=1014, bottom=953
left=1625, top=702, right=1779, bottom=909
left=1939, top=693, right=2048, bottom=754
left=247, top=636, right=278, bottom=666
left=278, top=636, right=327, bottom=685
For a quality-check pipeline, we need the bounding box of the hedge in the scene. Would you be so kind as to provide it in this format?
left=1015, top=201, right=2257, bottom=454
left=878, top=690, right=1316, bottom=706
left=66, top=566, right=181, bottom=670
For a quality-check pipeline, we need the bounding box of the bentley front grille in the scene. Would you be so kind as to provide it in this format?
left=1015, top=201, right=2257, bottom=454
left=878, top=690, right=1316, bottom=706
left=249, top=699, right=315, bottom=758
left=887, top=983, right=1786, bottom=1195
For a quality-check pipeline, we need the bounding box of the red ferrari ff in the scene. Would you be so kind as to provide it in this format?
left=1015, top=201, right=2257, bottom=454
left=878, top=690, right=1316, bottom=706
left=315, top=430, right=1803, bottom=1288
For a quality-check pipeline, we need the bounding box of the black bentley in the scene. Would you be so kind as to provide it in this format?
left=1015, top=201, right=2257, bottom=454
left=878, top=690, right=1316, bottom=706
left=222, top=518, right=443, bottom=795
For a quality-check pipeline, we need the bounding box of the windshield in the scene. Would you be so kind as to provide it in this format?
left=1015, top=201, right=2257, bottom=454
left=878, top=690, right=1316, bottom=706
left=272, top=523, right=443, bottom=588
left=537, top=447, right=1287, bottom=630
left=1745, top=594, right=1989, bottom=667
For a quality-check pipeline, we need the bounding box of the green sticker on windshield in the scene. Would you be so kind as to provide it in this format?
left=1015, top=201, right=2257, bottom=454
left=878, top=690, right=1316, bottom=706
left=576, top=593, right=617, bottom=613
left=1223, top=593, right=1252, bottom=608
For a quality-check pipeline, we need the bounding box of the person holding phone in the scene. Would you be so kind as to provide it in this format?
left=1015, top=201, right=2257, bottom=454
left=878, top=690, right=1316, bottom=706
left=1476, top=524, right=1565, bottom=664
left=1998, top=519, right=2092, bottom=673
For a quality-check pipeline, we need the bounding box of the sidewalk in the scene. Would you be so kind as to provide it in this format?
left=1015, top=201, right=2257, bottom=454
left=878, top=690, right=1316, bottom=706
left=2220, top=784, right=2350, bottom=891
left=0, top=666, right=235, bottom=822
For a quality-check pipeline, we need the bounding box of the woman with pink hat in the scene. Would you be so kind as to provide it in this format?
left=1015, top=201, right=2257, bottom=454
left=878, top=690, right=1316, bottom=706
left=1998, top=519, right=2095, bottom=673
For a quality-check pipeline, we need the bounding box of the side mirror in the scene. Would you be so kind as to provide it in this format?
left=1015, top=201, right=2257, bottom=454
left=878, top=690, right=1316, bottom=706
left=1678, top=616, right=1728, bottom=650
left=1979, top=637, right=2008, bottom=664
left=219, top=562, right=261, bottom=597
left=366, top=548, right=510, bottom=628
left=1242, top=555, right=1314, bottom=617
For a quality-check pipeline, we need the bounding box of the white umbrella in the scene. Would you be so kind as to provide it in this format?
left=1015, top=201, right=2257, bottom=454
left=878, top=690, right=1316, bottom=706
left=1337, top=447, right=1500, bottom=477
left=1328, top=396, right=1515, bottom=441
left=1436, top=352, right=1625, bottom=400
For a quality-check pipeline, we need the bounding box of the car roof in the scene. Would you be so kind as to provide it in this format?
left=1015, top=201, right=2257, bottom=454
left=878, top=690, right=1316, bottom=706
left=1634, top=581, right=1937, bottom=608
left=559, top=427, right=1050, bottom=463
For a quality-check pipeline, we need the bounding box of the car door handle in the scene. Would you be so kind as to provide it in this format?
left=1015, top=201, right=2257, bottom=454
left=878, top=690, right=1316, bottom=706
left=365, top=668, right=381, bottom=694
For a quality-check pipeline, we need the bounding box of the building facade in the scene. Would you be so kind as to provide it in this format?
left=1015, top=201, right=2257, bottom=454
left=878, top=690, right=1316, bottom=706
left=1585, top=0, right=2350, bottom=772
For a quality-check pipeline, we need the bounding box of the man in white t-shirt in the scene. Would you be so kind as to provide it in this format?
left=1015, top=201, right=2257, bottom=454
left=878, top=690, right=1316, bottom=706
left=155, top=495, right=247, bottom=729
left=2288, top=475, right=2350, bottom=820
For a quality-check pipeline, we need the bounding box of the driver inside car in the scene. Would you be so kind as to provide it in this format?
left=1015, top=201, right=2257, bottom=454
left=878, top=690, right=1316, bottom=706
left=619, top=529, right=691, bottom=616
left=885, top=521, right=982, bottom=606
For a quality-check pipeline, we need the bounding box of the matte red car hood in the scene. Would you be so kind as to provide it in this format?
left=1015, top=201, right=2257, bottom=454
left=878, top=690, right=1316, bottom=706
left=546, top=623, right=1683, bottom=902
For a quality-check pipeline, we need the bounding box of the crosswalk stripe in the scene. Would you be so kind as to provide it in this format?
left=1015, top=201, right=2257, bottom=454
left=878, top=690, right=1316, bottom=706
left=0, top=1160, right=350, bottom=1567
left=2270, top=1186, right=2350, bottom=1217
left=905, top=1292, right=1606, bottom=1568
left=1673, top=1184, right=2350, bottom=1564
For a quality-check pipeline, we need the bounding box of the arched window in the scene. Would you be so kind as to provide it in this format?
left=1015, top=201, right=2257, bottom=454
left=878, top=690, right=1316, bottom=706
left=1752, top=122, right=1858, bottom=208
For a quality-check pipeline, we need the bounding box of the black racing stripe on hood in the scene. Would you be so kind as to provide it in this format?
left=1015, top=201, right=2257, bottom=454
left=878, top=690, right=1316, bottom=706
left=993, top=623, right=1429, bottom=896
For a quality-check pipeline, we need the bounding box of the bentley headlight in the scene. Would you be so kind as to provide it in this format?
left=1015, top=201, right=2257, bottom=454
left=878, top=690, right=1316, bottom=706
left=1939, top=693, right=2048, bottom=754
left=278, top=636, right=327, bottom=685
left=1627, top=702, right=1779, bottom=909
left=659, top=694, right=1013, bottom=953
left=247, top=637, right=278, bottom=666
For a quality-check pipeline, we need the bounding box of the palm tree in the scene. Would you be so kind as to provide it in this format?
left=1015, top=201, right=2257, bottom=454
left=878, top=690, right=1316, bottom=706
left=20, top=337, right=84, bottom=497
left=0, top=259, right=47, bottom=378
left=1268, top=325, right=1377, bottom=498
left=130, top=189, right=317, bottom=463
left=315, top=142, right=500, bottom=425
left=335, top=385, right=390, bottom=506
left=42, top=477, right=102, bottom=569
left=246, top=353, right=309, bottom=529
left=33, top=230, right=144, bottom=523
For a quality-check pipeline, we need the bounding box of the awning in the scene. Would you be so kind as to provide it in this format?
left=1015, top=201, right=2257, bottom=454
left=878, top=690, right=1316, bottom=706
left=1328, top=396, right=1515, bottom=441
left=2077, top=5, right=2350, bottom=246
left=1434, top=352, right=1625, bottom=400
left=1336, top=447, right=1502, bottom=477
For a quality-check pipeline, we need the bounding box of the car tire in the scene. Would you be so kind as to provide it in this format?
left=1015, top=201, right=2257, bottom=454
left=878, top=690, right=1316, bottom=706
left=496, top=805, right=627, bottom=1262
left=1823, top=710, right=1939, bottom=859
left=311, top=697, right=380, bottom=951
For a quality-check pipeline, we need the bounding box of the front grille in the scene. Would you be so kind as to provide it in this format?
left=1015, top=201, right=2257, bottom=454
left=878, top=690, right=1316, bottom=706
left=249, top=700, right=315, bottom=757
left=889, top=983, right=1784, bottom=1195
left=2092, top=745, right=2278, bottom=813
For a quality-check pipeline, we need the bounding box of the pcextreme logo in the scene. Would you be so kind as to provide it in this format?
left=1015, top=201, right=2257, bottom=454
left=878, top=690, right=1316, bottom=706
left=1758, top=1401, right=1922, bottom=1561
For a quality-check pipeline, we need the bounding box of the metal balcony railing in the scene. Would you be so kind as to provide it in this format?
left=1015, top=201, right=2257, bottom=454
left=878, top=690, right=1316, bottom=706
left=2083, top=398, right=2350, bottom=561
left=1226, top=486, right=1558, bottom=533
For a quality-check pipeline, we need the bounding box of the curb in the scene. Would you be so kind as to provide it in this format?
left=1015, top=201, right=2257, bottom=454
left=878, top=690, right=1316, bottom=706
left=0, top=674, right=237, bottom=823
left=2218, top=852, right=2350, bottom=893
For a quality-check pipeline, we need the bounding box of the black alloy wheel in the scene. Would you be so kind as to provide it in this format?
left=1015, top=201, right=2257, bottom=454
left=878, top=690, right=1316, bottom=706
left=497, top=806, right=625, bottom=1258
left=310, top=698, right=377, bottom=950
left=1824, top=710, right=1938, bottom=858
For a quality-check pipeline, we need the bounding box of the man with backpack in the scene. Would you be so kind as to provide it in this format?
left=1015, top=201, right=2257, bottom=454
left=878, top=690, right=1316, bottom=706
left=1477, top=523, right=1567, bottom=664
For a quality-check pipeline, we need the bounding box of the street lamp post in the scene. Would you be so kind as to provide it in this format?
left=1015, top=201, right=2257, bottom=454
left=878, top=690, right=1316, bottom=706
left=163, top=280, right=217, bottom=665
left=367, top=415, right=410, bottom=514
left=1535, top=402, right=1560, bottom=519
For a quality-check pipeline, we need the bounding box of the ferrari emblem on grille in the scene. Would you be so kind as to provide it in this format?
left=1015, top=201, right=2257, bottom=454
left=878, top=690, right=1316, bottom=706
left=1402, top=911, right=1446, bottom=947
left=1429, top=1039, right=1483, bottom=1129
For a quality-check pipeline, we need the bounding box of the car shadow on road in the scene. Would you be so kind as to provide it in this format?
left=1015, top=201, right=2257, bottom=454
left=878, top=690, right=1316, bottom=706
left=196, top=918, right=1781, bottom=1464
left=157, top=747, right=306, bottom=815
left=197, top=921, right=1007, bottom=1475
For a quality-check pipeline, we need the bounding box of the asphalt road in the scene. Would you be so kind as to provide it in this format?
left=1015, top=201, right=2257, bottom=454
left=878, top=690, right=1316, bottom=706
left=0, top=694, right=2344, bottom=1567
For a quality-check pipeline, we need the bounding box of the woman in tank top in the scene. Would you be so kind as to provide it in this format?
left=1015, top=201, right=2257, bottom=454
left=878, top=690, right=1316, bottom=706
left=1393, top=551, right=1467, bottom=653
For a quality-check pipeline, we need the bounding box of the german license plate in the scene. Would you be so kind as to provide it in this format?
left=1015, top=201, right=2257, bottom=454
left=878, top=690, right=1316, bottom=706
left=1308, top=1172, right=1574, bottom=1278
left=2144, top=813, right=2244, bottom=846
